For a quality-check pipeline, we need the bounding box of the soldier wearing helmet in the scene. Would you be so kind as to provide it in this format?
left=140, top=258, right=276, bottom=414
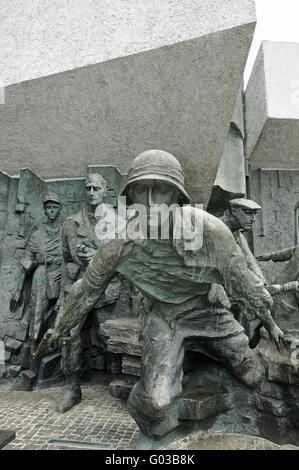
left=37, top=150, right=285, bottom=438
left=10, top=191, right=63, bottom=384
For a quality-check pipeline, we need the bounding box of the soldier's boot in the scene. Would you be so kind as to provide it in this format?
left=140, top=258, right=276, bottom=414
left=56, top=374, right=82, bottom=413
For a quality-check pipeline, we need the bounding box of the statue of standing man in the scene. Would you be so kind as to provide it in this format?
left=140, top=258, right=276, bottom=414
left=55, top=173, right=121, bottom=413
left=10, top=192, right=63, bottom=362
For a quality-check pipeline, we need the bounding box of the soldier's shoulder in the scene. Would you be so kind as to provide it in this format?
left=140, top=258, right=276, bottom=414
left=63, top=208, right=84, bottom=227
left=181, top=205, right=231, bottom=236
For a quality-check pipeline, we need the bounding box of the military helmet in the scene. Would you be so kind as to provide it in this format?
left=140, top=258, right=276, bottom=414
left=120, top=149, right=190, bottom=205
left=85, top=173, right=108, bottom=189
left=228, top=198, right=261, bottom=211
left=42, top=191, right=62, bottom=205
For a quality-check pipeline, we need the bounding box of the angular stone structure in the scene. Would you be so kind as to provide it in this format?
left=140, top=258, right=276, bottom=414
left=246, top=41, right=299, bottom=171
left=0, top=0, right=256, bottom=205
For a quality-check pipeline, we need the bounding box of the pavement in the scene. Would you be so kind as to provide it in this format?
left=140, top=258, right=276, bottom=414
left=1, top=377, right=298, bottom=451
left=0, top=379, right=139, bottom=450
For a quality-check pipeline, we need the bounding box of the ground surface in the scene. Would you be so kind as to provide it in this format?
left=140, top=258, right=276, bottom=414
left=0, top=383, right=139, bottom=450
left=1, top=382, right=298, bottom=451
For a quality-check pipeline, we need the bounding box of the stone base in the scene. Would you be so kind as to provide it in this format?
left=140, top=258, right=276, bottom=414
left=0, top=430, right=15, bottom=449
left=164, top=433, right=299, bottom=450
left=178, top=386, right=231, bottom=421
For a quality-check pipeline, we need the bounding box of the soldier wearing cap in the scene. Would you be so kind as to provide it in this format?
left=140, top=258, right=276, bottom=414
left=37, top=150, right=285, bottom=438
left=10, top=191, right=63, bottom=363
left=55, top=173, right=122, bottom=413
left=222, top=198, right=266, bottom=343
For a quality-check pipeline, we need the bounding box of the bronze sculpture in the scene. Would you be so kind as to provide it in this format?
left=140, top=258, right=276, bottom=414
left=36, top=150, right=285, bottom=438
left=10, top=191, right=63, bottom=360
left=55, top=173, right=121, bottom=412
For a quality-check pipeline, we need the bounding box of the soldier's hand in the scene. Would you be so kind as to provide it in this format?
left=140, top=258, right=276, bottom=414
left=267, top=324, right=284, bottom=352
left=256, top=253, right=271, bottom=261
left=33, top=328, right=59, bottom=357
left=10, top=291, right=22, bottom=312
left=76, top=244, right=96, bottom=263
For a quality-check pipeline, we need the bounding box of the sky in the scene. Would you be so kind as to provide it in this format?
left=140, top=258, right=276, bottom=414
left=244, top=0, right=299, bottom=86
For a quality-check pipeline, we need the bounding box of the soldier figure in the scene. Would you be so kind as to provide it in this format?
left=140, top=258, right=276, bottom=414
left=223, top=199, right=299, bottom=342
left=10, top=192, right=63, bottom=356
left=37, top=150, right=285, bottom=438
left=222, top=198, right=265, bottom=344
left=55, top=173, right=121, bottom=413
left=257, top=246, right=299, bottom=330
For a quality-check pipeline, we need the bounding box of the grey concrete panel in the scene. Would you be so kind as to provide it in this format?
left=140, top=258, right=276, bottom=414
left=246, top=41, right=299, bottom=170
left=249, top=168, right=299, bottom=284
left=0, top=0, right=255, bottom=86
left=0, top=23, right=255, bottom=205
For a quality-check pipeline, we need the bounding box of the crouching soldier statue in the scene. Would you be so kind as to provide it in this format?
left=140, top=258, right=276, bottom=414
left=36, top=150, right=286, bottom=438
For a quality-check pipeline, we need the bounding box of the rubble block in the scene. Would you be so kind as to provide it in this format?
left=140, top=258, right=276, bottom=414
left=6, top=365, right=22, bottom=379
left=107, top=338, right=143, bottom=356
left=5, top=338, right=22, bottom=354
left=89, top=354, right=106, bottom=371
left=122, top=354, right=142, bottom=377
left=0, top=430, right=15, bottom=450
left=246, top=41, right=299, bottom=171
left=254, top=328, right=299, bottom=444
left=20, top=369, right=36, bottom=388
left=20, top=342, right=32, bottom=369
left=109, top=376, right=139, bottom=400
left=178, top=386, right=231, bottom=421
left=255, top=395, right=289, bottom=418
left=256, top=328, right=299, bottom=385
left=0, top=0, right=256, bottom=205
left=99, top=318, right=141, bottom=342
left=37, top=352, right=62, bottom=383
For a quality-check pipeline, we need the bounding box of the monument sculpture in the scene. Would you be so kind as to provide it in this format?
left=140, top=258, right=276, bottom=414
left=9, top=191, right=63, bottom=377
left=257, top=246, right=299, bottom=330
left=222, top=198, right=299, bottom=346
left=35, top=149, right=288, bottom=440
left=55, top=173, right=122, bottom=413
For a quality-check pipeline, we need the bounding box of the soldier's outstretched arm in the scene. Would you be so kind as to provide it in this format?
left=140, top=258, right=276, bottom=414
left=256, top=246, right=296, bottom=262
left=34, top=238, right=125, bottom=355
left=215, top=224, right=284, bottom=350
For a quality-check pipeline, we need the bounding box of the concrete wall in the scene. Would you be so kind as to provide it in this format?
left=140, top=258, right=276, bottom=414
left=250, top=167, right=299, bottom=283
left=246, top=41, right=299, bottom=170
left=0, top=0, right=256, bottom=86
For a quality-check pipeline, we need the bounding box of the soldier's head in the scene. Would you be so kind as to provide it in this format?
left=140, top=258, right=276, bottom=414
left=121, top=150, right=190, bottom=209
left=85, top=173, right=108, bottom=207
left=43, top=192, right=62, bottom=220
left=228, top=198, right=261, bottom=232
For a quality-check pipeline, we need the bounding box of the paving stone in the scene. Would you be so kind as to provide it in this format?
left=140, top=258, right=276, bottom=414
left=0, top=384, right=139, bottom=450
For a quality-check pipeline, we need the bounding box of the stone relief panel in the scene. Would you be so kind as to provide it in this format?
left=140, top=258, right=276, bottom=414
left=0, top=165, right=134, bottom=388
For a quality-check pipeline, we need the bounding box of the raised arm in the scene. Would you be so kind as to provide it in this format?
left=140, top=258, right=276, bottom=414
left=213, top=221, right=284, bottom=349
left=256, top=246, right=296, bottom=262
